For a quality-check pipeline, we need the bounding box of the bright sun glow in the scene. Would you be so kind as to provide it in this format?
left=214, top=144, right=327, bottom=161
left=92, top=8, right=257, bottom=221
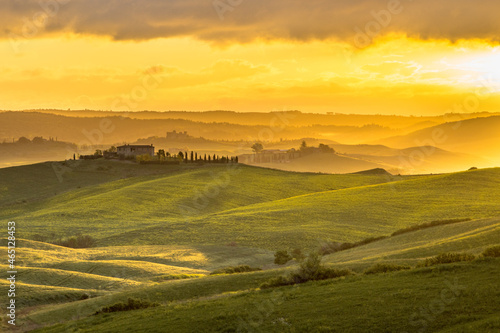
left=1, top=34, right=499, bottom=114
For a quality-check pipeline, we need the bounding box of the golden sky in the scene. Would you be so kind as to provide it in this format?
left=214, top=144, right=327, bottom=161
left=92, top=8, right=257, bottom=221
left=1, top=0, right=500, bottom=114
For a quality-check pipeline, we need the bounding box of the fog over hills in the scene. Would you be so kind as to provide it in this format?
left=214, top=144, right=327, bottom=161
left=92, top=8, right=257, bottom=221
left=1, top=110, right=498, bottom=173
left=376, top=116, right=500, bottom=162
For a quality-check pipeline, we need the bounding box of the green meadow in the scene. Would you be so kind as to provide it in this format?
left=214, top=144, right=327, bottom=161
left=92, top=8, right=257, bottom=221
left=0, top=160, right=499, bottom=332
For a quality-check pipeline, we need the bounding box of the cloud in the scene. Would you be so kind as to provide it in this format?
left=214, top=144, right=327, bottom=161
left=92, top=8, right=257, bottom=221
left=1, top=0, right=500, bottom=46
left=153, top=59, right=271, bottom=89
left=362, top=61, right=419, bottom=77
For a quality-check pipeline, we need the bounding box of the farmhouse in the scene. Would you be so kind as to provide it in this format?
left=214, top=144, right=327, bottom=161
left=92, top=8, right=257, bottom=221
left=239, top=149, right=300, bottom=164
left=117, top=144, right=155, bottom=157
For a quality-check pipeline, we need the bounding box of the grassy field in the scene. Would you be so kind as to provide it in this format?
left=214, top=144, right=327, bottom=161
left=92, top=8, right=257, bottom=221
left=1, top=161, right=407, bottom=246
left=4, top=161, right=500, bottom=251
left=4, top=216, right=498, bottom=331
left=1, top=160, right=499, bottom=331
left=27, top=258, right=500, bottom=332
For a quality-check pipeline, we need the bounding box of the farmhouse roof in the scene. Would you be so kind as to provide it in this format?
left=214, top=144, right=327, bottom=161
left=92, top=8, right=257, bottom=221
left=117, top=144, right=154, bottom=148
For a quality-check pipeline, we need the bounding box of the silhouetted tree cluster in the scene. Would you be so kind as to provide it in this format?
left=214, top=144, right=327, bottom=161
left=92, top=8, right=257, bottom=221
left=300, top=141, right=336, bottom=155
left=154, top=150, right=239, bottom=165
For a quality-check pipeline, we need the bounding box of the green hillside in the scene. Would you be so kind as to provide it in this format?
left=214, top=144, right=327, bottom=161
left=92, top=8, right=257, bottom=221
left=322, top=217, right=500, bottom=269
left=3, top=162, right=401, bottom=243
left=27, top=258, right=500, bottom=333
left=2, top=161, right=500, bottom=332
left=4, top=162, right=500, bottom=251
left=10, top=217, right=500, bottom=329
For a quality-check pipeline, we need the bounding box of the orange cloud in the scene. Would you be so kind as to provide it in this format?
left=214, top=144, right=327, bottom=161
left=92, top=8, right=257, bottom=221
left=2, top=0, right=500, bottom=47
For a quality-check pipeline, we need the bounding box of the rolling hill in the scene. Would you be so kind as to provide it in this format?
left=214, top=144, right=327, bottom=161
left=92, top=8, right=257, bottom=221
left=12, top=217, right=500, bottom=331
left=3, top=162, right=500, bottom=251
left=27, top=258, right=500, bottom=333
left=1, top=161, right=500, bottom=332
left=376, top=115, right=500, bottom=162
left=242, top=145, right=486, bottom=174
left=241, top=152, right=392, bottom=174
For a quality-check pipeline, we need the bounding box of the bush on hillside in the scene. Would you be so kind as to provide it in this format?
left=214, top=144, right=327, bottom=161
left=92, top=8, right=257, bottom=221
left=152, top=274, right=203, bottom=282
left=364, top=263, right=411, bottom=275
left=319, top=236, right=387, bottom=255
left=260, top=275, right=295, bottom=289
left=94, top=298, right=159, bottom=315
left=210, top=265, right=262, bottom=275
left=291, top=248, right=306, bottom=261
left=391, top=218, right=471, bottom=237
left=417, top=252, right=475, bottom=267
left=261, top=252, right=353, bottom=289
left=274, top=250, right=293, bottom=265
left=482, top=245, right=500, bottom=258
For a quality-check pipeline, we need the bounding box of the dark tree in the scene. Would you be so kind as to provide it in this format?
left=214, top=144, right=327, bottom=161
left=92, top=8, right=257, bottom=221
left=157, top=149, right=166, bottom=159
left=32, top=136, right=45, bottom=144
left=251, top=142, right=263, bottom=153
left=17, top=136, right=31, bottom=144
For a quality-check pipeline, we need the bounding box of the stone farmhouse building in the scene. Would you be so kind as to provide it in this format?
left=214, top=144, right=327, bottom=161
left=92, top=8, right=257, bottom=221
left=117, top=144, right=155, bottom=157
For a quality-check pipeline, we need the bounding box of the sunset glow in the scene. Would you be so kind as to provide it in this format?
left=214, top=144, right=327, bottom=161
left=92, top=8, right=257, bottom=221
left=1, top=0, right=499, bottom=114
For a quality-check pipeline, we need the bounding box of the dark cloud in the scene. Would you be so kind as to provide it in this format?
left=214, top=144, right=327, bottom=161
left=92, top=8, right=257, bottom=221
left=1, top=0, right=499, bottom=45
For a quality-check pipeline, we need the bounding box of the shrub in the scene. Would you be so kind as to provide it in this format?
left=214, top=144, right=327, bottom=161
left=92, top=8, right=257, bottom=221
left=291, top=248, right=305, bottom=261
left=291, top=252, right=323, bottom=283
left=364, top=263, right=411, bottom=275
left=261, top=252, right=353, bottom=289
left=210, top=265, right=262, bottom=275
left=79, top=294, right=90, bottom=300
left=152, top=274, right=203, bottom=282
left=319, top=242, right=352, bottom=255
left=391, top=219, right=471, bottom=237
left=260, top=275, right=294, bottom=289
left=274, top=250, right=293, bottom=265
left=308, top=267, right=353, bottom=281
left=136, top=154, right=152, bottom=162
left=417, top=252, right=476, bottom=267
left=94, top=298, right=159, bottom=315
left=482, top=245, right=500, bottom=258
left=319, top=236, right=387, bottom=255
